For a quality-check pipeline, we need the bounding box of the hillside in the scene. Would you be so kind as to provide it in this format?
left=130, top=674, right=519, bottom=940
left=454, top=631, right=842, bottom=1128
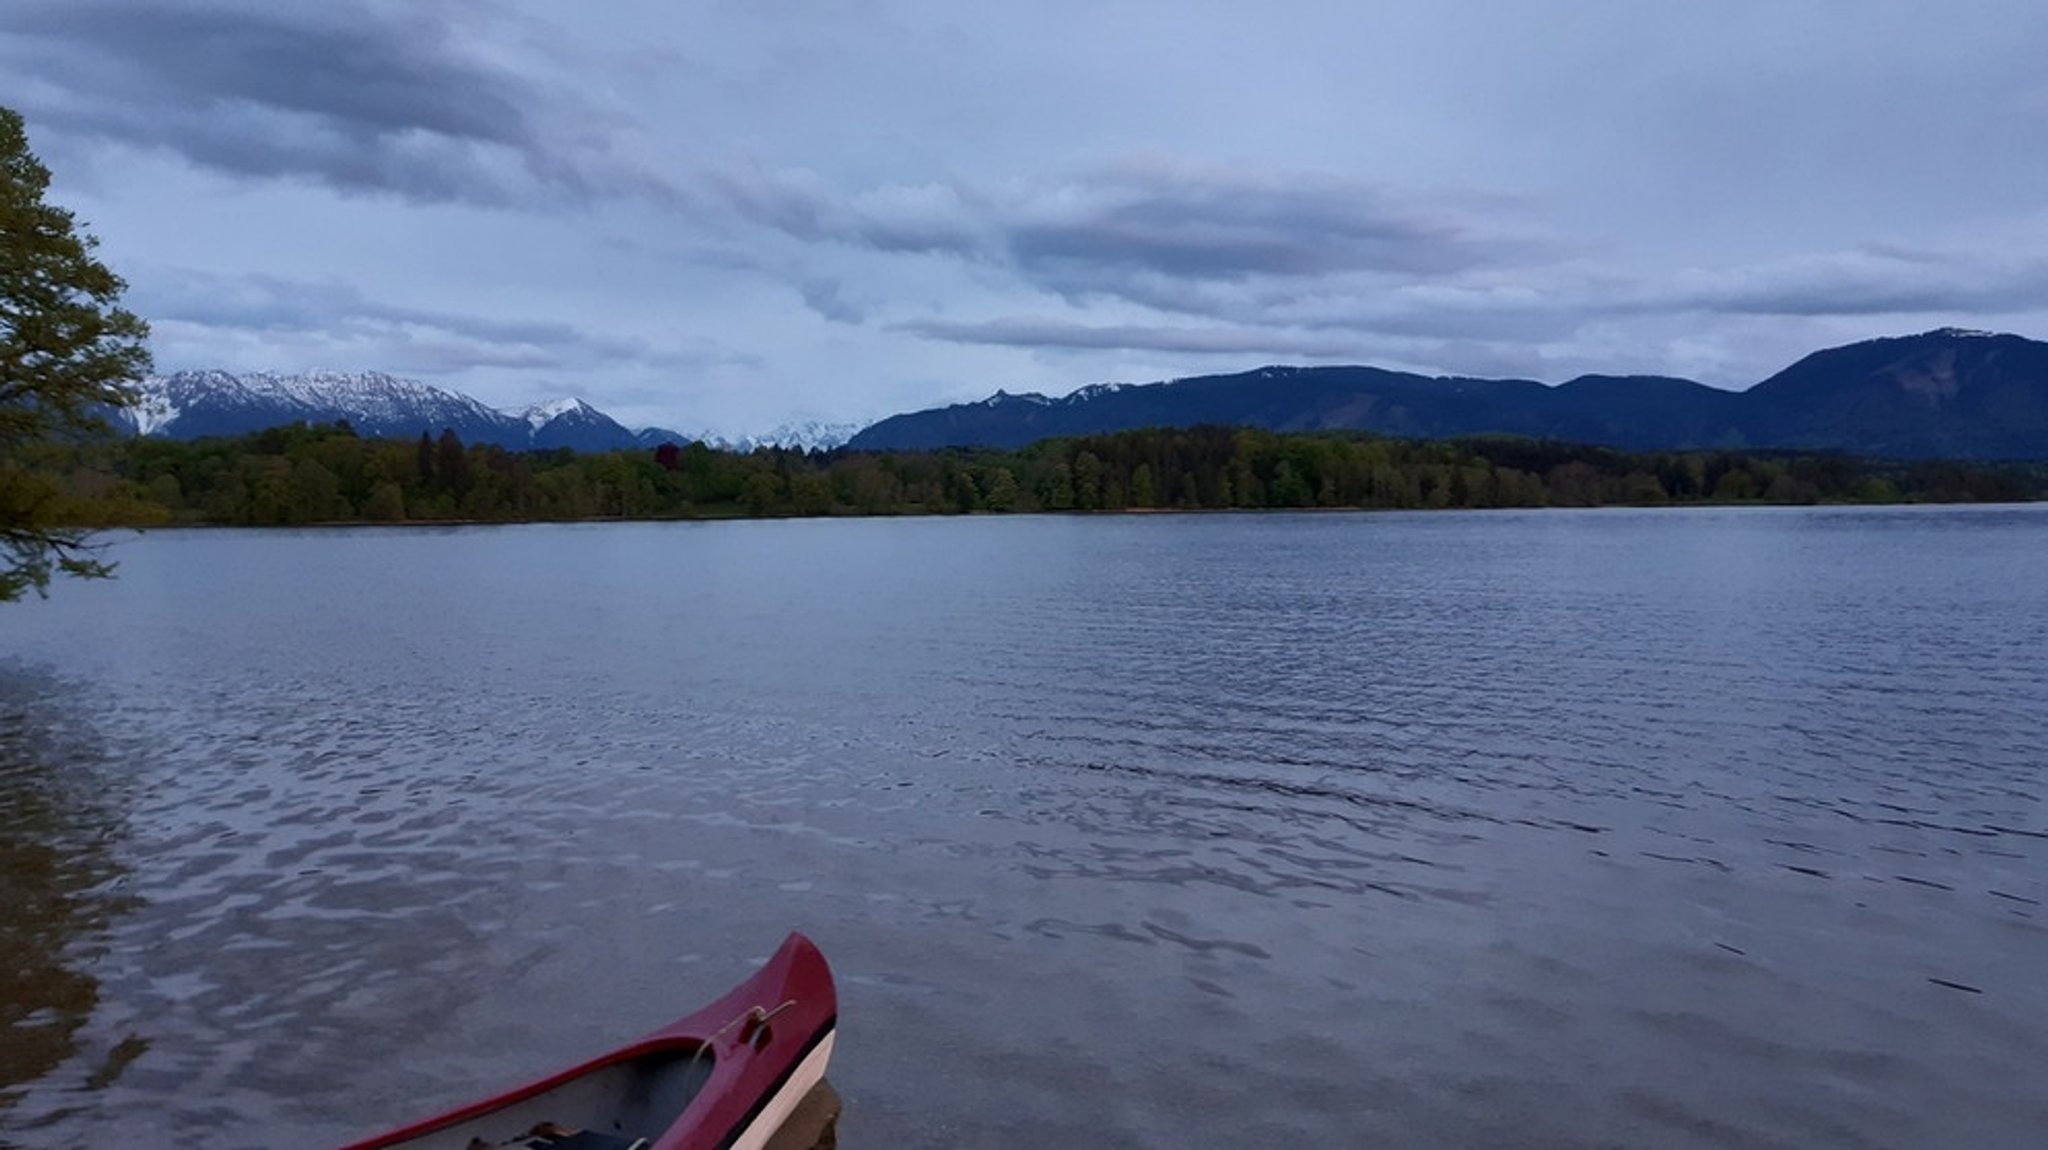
left=850, top=329, right=2048, bottom=459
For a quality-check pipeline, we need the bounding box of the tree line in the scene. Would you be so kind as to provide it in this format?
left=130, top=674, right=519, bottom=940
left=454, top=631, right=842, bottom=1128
left=25, top=420, right=2043, bottom=529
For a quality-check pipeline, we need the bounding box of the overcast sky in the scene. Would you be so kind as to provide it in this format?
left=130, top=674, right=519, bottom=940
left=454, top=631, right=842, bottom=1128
left=6, top=1, right=2046, bottom=434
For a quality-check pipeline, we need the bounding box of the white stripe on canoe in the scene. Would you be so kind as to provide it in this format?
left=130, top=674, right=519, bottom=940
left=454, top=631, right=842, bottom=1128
left=727, top=1030, right=836, bottom=1150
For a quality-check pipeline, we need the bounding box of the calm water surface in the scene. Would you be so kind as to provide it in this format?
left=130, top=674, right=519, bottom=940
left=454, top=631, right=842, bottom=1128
left=2, top=507, right=2045, bottom=1148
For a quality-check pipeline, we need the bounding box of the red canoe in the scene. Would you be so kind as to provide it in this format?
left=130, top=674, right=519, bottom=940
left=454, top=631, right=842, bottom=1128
left=342, top=934, right=837, bottom=1150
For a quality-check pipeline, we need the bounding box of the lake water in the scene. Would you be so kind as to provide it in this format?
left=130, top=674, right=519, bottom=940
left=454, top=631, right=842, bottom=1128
left=2, top=507, right=2045, bottom=1148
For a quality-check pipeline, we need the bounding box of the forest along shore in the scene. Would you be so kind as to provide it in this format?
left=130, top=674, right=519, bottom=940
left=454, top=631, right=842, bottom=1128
left=33, top=421, right=2047, bottom=528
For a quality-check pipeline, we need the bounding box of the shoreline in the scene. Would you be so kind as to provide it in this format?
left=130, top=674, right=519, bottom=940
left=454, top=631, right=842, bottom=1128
left=75, top=496, right=2046, bottom=533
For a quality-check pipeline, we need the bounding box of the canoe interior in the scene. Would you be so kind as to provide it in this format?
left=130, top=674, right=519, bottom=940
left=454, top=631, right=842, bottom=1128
left=376, top=1045, right=715, bottom=1149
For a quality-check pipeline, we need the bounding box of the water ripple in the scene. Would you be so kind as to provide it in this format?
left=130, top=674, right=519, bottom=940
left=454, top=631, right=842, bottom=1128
left=0, top=507, right=2043, bottom=1147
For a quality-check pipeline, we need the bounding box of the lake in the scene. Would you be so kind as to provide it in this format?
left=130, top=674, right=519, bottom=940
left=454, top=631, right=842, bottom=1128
left=3, top=507, right=2045, bottom=1148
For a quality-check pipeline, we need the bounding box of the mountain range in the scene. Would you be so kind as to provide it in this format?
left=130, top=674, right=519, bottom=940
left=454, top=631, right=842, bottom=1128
left=113, top=329, right=2048, bottom=461
left=111, top=370, right=860, bottom=454
left=851, top=328, right=2048, bottom=460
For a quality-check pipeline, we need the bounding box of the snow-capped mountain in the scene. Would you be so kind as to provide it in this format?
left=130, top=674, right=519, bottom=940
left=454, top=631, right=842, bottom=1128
left=720, top=420, right=864, bottom=453
left=633, top=420, right=860, bottom=453
left=515, top=397, right=639, bottom=452
left=114, top=370, right=530, bottom=446
left=971, top=382, right=1134, bottom=410
left=769, top=419, right=863, bottom=451
left=520, top=397, right=589, bottom=432
left=111, top=370, right=874, bottom=453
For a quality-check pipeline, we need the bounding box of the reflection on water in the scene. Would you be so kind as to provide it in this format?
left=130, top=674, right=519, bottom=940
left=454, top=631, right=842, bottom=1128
left=0, top=671, right=137, bottom=1116
left=1, top=507, right=2045, bottom=1148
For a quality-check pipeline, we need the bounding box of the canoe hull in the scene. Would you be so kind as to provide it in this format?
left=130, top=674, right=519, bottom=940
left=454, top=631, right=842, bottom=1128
left=343, top=933, right=836, bottom=1150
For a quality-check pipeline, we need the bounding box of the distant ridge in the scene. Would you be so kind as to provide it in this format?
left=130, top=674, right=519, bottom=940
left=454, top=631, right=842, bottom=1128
left=849, top=329, right=2048, bottom=460
left=117, top=330, right=2048, bottom=461
left=112, top=371, right=858, bottom=453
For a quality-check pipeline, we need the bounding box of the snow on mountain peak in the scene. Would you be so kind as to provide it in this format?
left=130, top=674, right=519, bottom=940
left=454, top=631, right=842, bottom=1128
left=1065, top=381, right=1132, bottom=404
left=675, top=419, right=862, bottom=453
left=130, top=387, right=181, bottom=435
left=118, top=369, right=872, bottom=454
left=124, top=369, right=544, bottom=445
left=518, top=397, right=594, bottom=429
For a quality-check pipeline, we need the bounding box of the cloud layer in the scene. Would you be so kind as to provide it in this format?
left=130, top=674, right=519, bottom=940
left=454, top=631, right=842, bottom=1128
left=5, top=0, right=2047, bottom=431
left=3, top=0, right=662, bottom=205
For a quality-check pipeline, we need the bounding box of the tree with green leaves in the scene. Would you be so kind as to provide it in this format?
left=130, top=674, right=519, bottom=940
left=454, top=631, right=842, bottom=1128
left=1, top=106, right=150, bottom=600
left=984, top=466, right=1019, bottom=512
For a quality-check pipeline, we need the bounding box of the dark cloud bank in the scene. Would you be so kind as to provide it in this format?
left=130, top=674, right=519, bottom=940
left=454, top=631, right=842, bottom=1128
left=1, top=0, right=652, bottom=204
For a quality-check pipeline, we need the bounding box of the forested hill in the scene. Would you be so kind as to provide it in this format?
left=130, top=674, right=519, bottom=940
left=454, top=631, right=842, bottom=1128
left=35, top=422, right=2041, bottom=529
left=850, top=329, right=2048, bottom=459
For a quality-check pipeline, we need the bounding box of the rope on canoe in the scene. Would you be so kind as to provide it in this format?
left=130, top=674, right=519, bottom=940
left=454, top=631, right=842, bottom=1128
left=683, top=998, right=800, bottom=1084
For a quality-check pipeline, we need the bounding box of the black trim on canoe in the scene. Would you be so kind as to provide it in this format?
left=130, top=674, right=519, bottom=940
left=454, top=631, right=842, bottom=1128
left=714, top=1013, right=838, bottom=1150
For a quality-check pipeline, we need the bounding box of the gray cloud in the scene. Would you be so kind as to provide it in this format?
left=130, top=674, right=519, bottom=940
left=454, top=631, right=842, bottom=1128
left=1004, top=163, right=1504, bottom=287
left=896, top=231, right=2048, bottom=363
left=799, top=278, right=865, bottom=325
left=708, top=160, right=1551, bottom=349
left=711, top=162, right=1528, bottom=274
left=0, top=0, right=666, bottom=205
left=707, top=165, right=987, bottom=256
left=896, top=316, right=1385, bottom=360
left=135, top=270, right=708, bottom=377
left=1656, top=247, right=2048, bottom=319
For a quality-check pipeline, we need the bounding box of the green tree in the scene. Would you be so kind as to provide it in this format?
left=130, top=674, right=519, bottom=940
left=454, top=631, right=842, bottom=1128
left=789, top=470, right=833, bottom=516
left=1, top=107, right=151, bottom=600
left=1072, top=451, right=1104, bottom=510
left=364, top=480, right=406, bottom=521
left=434, top=428, right=470, bottom=498
left=984, top=467, right=1020, bottom=512
left=1129, top=463, right=1156, bottom=508
left=1269, top=460, right=1312, bottom=507
left=947, top=466, right=982, bottom=512
left=1041, top=462, right=1075, bottom=510
left=740, top=469, right=781, bottom=515
left=290, top=458, right=347, bottom=521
